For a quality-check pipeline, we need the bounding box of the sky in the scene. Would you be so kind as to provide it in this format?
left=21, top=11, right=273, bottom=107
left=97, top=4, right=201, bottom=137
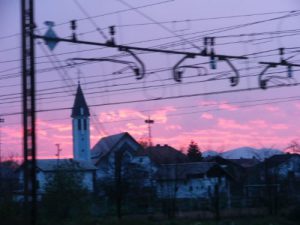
left=1, top=0, right=300, bottom=159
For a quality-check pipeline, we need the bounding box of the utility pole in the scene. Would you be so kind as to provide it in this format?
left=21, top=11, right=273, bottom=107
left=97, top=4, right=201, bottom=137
left=21, top=0, right=37, bottom=225
left=0, top=118, right=4, bottom=184
left=55, top=143, right=62, bottom=165
left=0, top=118, right=4, bottom=164
left=144, top=116, right=154, bottom=147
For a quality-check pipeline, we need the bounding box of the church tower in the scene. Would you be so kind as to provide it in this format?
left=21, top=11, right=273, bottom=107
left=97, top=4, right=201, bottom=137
left=71, top=83, right=91, bottom=161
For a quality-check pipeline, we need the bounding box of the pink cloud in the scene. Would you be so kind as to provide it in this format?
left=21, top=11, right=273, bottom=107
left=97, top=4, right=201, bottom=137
left=201, top=112, right=214, bottom=120
left=2, top=127, right=22, bottom=139
left=265, top=105, right=280, bottom=112
left=37, top=119, right=71, bottom=132
left=165, top=124, right=182, bottom=131
left=218, top=103, right=238, bottom=111
left=218, top=118, right=250, bottom=130
left=271, top=124, right=289, bottom=130
left=294, top=103, right=300, bottom=110
left=118, top=109, right=146, bottom=119
left=250, top=120, right=268, bottom=128
left=125, top=123, right=148, bottom=136
left=99, top=107, right=175, bottom=124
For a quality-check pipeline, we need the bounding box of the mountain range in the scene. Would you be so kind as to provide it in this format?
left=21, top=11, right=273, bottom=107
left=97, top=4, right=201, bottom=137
left=202, top=147, right=283, bottom=161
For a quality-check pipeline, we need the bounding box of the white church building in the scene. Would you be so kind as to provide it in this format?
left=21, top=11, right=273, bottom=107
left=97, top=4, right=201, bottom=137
left=18, top=84, right=97, bottom=194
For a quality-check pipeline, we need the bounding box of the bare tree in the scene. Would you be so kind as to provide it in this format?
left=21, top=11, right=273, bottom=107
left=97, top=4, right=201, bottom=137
left=285, top=140, right=300, bottom=154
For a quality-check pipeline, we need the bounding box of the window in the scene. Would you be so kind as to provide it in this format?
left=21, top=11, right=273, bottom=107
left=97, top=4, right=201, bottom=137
left=78, top=119, right=81, bottom=130
left=83, top=119, right=87, bottom=130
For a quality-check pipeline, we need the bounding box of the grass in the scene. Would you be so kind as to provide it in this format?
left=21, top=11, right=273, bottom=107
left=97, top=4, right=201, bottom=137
left=92, top=216, right=299, bottom=225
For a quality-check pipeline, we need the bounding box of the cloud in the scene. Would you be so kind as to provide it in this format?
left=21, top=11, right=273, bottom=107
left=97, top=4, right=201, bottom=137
left=99, top=107, right=176, bottom=125
left=201, top=112, right=214, bottom=120
left=294, top=102, right=300, bottom=110
left=118, top=109, right=146, bottom=119
left=265, top=105, right=280, bottom=112
left=37, top=119, right=71, bottom=132
left=218, top=118, right=250, bottom=130
left=165, top=125, right=182, bottom=131
left=271, top=124, right=288, bottom=130
left=125, top=123, right=148, bottom=136
left=218, top=103, right=238, bottom=111
left=250, top=120, right=268, bottom=128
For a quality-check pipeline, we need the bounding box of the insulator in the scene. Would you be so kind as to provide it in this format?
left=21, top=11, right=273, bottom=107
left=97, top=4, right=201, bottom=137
left=71, top=20, right=76, bottom=30
left=210, top=50, right=217, bottom=70
left=288, top=65, right=293, bottom=78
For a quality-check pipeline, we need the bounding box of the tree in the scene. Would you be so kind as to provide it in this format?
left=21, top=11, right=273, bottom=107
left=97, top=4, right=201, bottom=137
left=187, top=140, right=203, bottom=162
left=0, top=159, right=22, bottom=225
left=285, top=140, right=300, bottom=154
left=41, top=163, right=91, bottom=224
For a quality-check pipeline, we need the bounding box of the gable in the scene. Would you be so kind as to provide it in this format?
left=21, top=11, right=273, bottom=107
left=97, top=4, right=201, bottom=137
left=92, top=132, right=142, bottom=166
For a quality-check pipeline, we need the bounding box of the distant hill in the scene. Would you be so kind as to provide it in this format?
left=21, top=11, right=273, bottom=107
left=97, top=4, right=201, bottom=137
left=202, top=150, right=219, bottom=157
left=202, top=147, right=283, bottom=160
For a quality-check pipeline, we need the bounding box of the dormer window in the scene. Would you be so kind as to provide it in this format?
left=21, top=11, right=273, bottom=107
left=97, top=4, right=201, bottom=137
left=80, top=107, right=84, bottom=115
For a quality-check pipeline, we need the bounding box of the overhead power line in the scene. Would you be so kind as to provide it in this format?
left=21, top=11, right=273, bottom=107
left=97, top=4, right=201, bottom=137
left=1, top=8, right=299, bottom=41
left=1, top=80, right=300, bottom=118
left=117, top=0, right=201, bottom=51
left=73, top=0, right=108, bottom=41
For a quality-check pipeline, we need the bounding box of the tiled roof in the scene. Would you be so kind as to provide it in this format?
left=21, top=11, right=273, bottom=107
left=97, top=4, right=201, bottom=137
left=264, top=153, right=300, bottom=168
left=229, top=158, right=260, bottom=168
left=71, top=84, right=90, bottom=117
left=35, top=159, right=97, bottom=171
left=156, top=162, right=219, bottom=180
left=135, top=144, right=187, bottom=165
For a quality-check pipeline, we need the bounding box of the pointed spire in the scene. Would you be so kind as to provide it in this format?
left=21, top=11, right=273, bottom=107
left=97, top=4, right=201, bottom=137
left=71, top=83, right=90, bottom=117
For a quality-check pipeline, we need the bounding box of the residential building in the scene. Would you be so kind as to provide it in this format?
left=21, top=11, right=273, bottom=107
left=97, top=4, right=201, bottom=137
left=156, top=162, right=232, bottom=200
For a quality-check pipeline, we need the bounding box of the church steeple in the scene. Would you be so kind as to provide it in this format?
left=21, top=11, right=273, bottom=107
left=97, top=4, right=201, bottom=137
left=71, top=83, right=91, bottom=161
left=71, top=83, right=90, bottom=117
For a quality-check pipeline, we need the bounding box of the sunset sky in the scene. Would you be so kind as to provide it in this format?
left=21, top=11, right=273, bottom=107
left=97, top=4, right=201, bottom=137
left=1, top=0, right=300, bottom=159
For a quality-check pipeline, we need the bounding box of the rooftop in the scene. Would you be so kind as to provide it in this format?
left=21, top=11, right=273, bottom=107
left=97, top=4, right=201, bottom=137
left=136, top=144, right=187, bottom=165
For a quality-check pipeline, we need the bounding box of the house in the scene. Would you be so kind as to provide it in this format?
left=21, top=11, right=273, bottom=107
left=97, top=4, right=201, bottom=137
left=240, top=153, right=300, bottom=212
left=133, top=144, right=188, bottom=185
left=229, top=158, right=260, bottom=168
left=245, top=153, right=300, bottom=199
left=155, top=162, right=232, bottom=200
left=0, top=160, right=20, bottom=200
left=135, top=144, right=187, bottom=166
left=203, top=156, right=248, bottom=197
left=17, top=159, right=97, bottom=194
left=91, top=132, right=143, bottom=180
left=203, top=156, right=245, bottom=180
left=264, top=153, right=300, bottom=179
